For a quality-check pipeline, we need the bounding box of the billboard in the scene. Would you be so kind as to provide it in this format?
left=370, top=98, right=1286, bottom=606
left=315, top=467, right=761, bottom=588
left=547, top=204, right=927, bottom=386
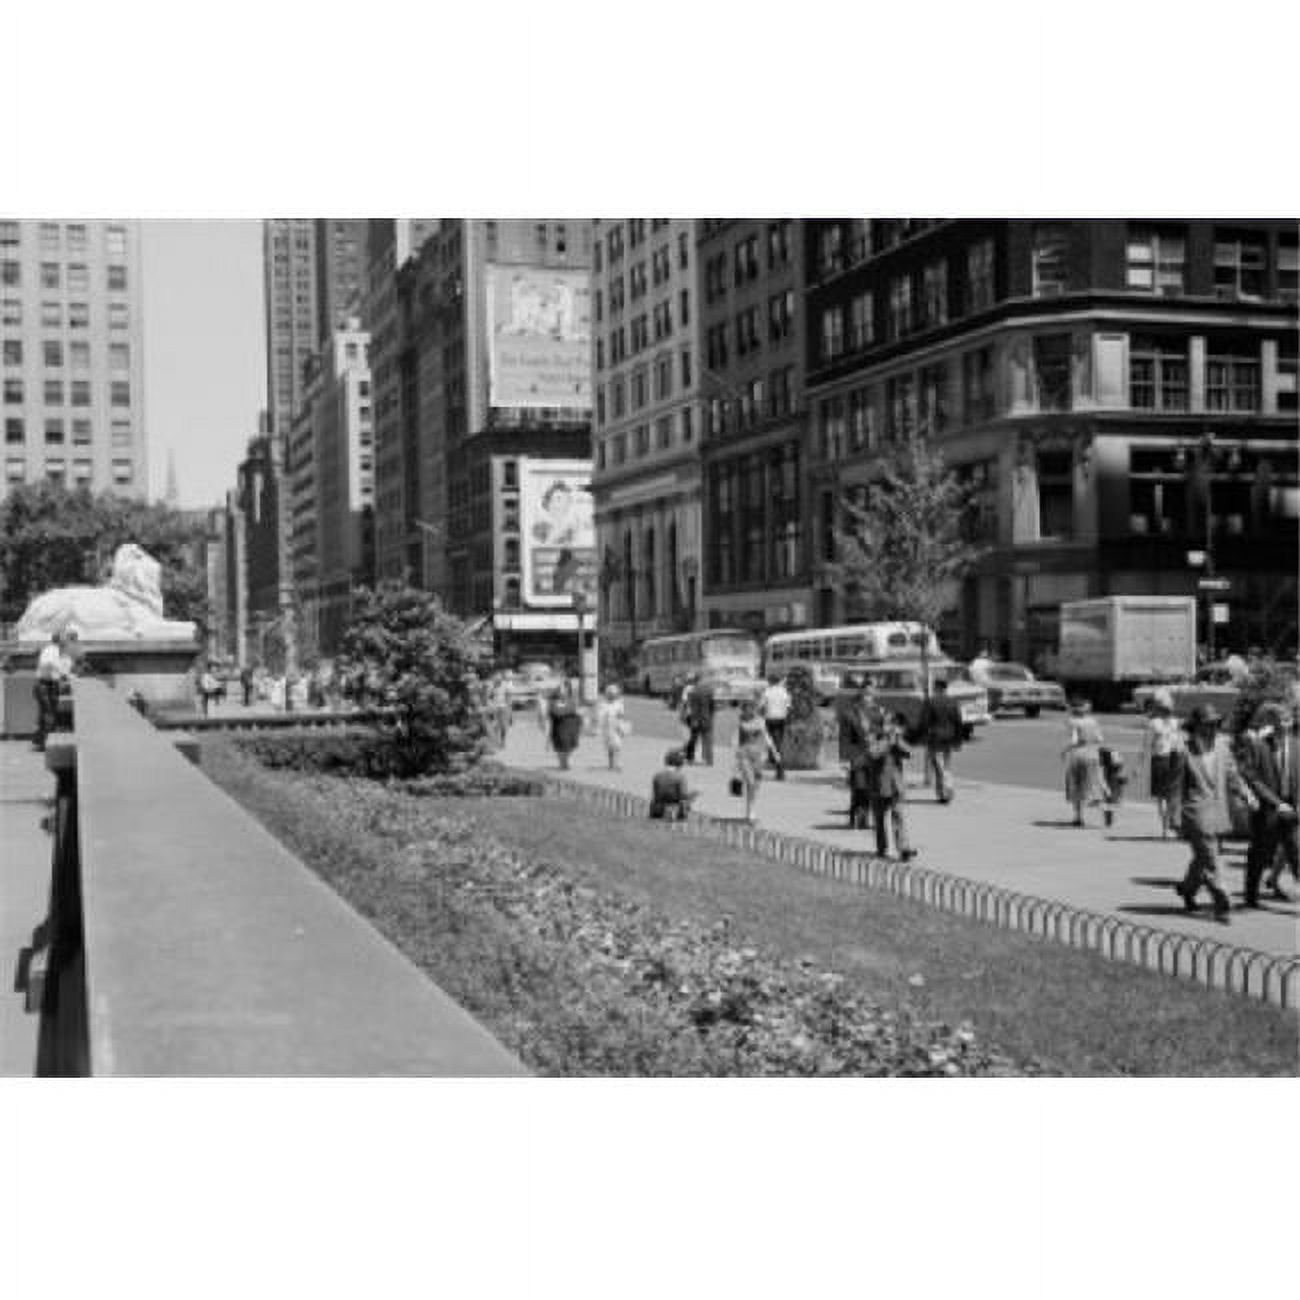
left=486, top=264, right=591, bottom=410
left=520, top=459, right=596, bottom=607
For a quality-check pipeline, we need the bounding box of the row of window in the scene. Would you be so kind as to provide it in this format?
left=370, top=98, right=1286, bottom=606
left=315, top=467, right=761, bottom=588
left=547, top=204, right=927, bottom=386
left=706, top=445, right=803, bottom=587
left=596, top=223, right=690, bottom=273
left=597, top=349, right=694, bottom=423
left=3, top=378, right=132, bottom=406
left=597, top=295, right=690, bottom=368
left=597, top=406, right=696, bottom=469
left=813, top=220, right=938, bottom=280
left=5, top=415, right=134, bottom=446
left=1, top=299, right=131, bottom=329
left=0, top=222, right=129, bottom=257
left=702, top=290, right=800, bottom=370
left=702, top=222, right=795, bottom=303
left=0, top=261, right=129, bottom=292
left=4, top=455, right=134, bottom=488
left=2, top=340, right=131, bottom=369
left=702, top=365, right=798, bottom=438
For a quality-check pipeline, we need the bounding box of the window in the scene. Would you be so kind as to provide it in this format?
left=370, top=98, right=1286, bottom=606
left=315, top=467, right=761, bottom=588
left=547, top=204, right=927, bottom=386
left=921, top=260, right=948, bottom=326
left=817, top=224, right=843, bottom=277
left=820, top=397, right=846, bottom=460
left=967, top=238, right=995, bottom=311
left=611, top=376, right=625, bottom=418
left=595, top=386, right=606, bottom=425
left=44, top=417, right=64, bottom=444
left=71, top=380, right=91, bottom=407
left=69, top=341, right=90, bottom=372
left=72, top=458, right=92, bottom=485
left=1127, top=226, right=1186, bottom=295
left=40, top=301, right=61, bottom=327
left=41, top=262, right=60, bottom=289
left=4, top=378, right=24, bottom=403
left=678, top=232, right=689, bottom=270
left=680, top=347, right=692, bottom=388
left=5, top=417, right=24, bottom=443
left=733, top=234, right=759, bottom=284
left=0, top=222, right=18, bottom=247
left=680, top=406, right=694, bottom=444
left=1, top=261, right=20, bottom=287
left=1213, top=233, right=1266, bottom=299
left=654, top=354, right=673, bottom=400
left=1279, top=239, right=1298, bottom=303
left=1276, top=336, right=1297, bottom=413
left=39, top=223, right=60, bottom=252
left=888, top=275, right=914, bottom=339
left=67, top=263, right=90, bottom=293
left=73, top=418, right=93, bottom=445
left=635, top=424, right=650, bottom=456
left=2, top=297, right=20, bottom=326
left=44, top=380, right=64, bottom=406
left=655, top=415, right=672, bottom=449
left=43, top=340, right=63, bottom=368
left=2, top=340, right=21, bottom=366
left=1129, top=336, right=1188, bottom=410
left=735, top=306, right=760, bottom=356
left=1033, top=334, right=1072, bottom=411
left=109, top=301, right=130, bottom=329
left=107, top=265, right=128, bottom=291
left=679, top=288, right=689, bottom=328
left=631, top=367, right=647, bottom=409
left=106, top=225, right=128, bottom=257
left=768, top=365, right=794, bottom=418
left=69, top=303, right=89, bottom=329
left=820, top=305, right=844, bottom=362
left=886, top=373, right=917, bottom=440
left=847, top=292, right=872, bottom=350
left=66, top=224, right=88, bottom=253
left=46, top=459, right=66, bottom=484
left=848, top=386, right=875, bottom=450
left=1031, top=224, right=1069, bottom=296
left=1037, top=450, right=1074, bottom=538
left=112, top=458, right=133, bottom=486
left=767, top=220, right=791, bottom=269
left=920, top=362, right=949, bottom=432
left=1206, top=344, right=1260, bottom=412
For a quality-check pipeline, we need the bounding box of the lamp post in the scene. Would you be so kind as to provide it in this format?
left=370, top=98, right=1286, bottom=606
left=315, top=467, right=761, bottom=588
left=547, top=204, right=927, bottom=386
left=1174, top=431, right=1241, bottom=662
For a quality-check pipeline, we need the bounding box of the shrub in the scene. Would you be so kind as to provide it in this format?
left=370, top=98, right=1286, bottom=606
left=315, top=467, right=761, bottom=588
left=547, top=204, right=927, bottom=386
left=1231, top=661, right=1298, bottom=736
left=233, top=728, right=376, bottom=774
left=336, top=583, right=490, bottom=778
left=781, top=664, right=823, bottom=770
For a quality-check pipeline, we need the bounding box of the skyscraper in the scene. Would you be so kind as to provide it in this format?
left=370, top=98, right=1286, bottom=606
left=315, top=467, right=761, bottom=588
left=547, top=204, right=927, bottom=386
left=262, top=219, right=319, bottom=441
left=1, top=219, right=148, bottom=498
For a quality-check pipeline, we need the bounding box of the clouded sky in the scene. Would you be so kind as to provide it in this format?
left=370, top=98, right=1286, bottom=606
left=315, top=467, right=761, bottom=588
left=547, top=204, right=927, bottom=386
left=141, top=220, right=265, bottom=508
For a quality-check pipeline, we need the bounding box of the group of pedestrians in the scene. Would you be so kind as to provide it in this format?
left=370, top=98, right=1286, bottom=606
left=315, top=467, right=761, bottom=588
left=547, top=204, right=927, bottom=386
left=538, top=678, right=632, bottom=773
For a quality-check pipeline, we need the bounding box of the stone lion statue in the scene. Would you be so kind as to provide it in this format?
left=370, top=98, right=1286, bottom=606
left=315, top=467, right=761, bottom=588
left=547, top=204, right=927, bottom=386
left=16, top=543, right=198, bottom=643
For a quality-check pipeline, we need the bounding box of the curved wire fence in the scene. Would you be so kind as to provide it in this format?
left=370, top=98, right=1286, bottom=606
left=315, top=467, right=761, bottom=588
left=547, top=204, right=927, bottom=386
left=538, top=775, right=1300, bottom=1010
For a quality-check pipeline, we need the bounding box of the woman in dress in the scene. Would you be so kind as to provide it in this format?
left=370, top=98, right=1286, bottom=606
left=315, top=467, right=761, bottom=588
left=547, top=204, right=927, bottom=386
left=1141, top=688, right=1183, bottom=837
left=595, top=683, right=629, bottom=770
left=733, top=696, right=780, bottom=823
left=1062, top=697, right=1107, bottom=827
left=547, top=680, right=583, bottom=770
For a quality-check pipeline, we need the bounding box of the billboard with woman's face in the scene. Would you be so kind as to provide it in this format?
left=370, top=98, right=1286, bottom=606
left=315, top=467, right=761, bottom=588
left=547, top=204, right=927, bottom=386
left=519, top=459, right=596, bottom=606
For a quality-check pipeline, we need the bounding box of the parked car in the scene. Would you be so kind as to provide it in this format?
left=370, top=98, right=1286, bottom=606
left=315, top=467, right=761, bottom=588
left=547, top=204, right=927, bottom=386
left=506, top=661, right=564, bottom=709
left=835, top=660, right=992, bottom=744
left=1132, top=665, right=1241, bottom=718
left=979, top=662, right=1067, bottom=717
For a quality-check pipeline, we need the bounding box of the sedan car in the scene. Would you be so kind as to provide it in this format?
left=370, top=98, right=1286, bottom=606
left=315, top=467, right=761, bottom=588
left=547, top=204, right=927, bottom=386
left=978, top=662, right=1067, bottom=718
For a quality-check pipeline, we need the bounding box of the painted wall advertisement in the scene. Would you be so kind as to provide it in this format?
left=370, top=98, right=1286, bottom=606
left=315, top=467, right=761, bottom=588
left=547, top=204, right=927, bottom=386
left=520, top=459, right=596, bottom=606
left=486, top=264, right=591, bottom=410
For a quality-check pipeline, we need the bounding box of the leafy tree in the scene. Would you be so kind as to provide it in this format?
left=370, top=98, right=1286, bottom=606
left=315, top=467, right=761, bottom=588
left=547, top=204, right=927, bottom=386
left=831, top=432, right=986, bottom=636
left=0, top=481, right=210, bottom=629
left=781, top=664, right=823, bottom=770
left=336, top=582, right=489, bottom=778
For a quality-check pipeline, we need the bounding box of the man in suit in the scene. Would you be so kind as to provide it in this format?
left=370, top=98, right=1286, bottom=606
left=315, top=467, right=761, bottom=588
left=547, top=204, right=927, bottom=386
left=682, top=672, right=716, bottom=766
left=1239, top=701, right=1298, bottom=905
left=862, top=705, right=916, bottom=861
left=916, top=677, right=964, bottom=803
left=1168, top=705, right=1258, bottom=920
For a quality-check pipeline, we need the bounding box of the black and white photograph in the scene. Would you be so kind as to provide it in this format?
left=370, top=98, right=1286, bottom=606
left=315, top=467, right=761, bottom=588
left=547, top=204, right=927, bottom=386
left=2, top=5, right=1296, bottom=1298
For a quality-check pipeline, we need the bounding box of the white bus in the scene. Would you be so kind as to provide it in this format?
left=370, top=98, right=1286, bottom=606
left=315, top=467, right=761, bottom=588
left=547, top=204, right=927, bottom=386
left=632, top=630, right=763, bottom=703
left=763, top=622, right=941, bottom=701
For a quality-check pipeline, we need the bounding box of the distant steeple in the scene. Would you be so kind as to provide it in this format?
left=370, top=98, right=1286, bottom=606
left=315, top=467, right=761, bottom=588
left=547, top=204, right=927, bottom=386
left=164, top=448, right=180, bottom=508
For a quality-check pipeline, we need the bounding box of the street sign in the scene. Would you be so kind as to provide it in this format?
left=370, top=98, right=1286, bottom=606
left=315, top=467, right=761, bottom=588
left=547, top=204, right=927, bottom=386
left=1212, top=603, right=1230, bottom=624
left=1197, top=578, right=1231, bottom=592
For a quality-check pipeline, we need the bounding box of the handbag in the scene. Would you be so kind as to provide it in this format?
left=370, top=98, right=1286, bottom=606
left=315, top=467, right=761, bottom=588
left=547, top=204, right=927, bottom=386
left=729, top=775, right=744, bottom=797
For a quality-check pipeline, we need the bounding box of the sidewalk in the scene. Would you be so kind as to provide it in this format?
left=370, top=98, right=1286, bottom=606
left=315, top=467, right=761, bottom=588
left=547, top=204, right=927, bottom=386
left=0, top=739, right=54, bottom=1076
left=500, top=721, right=1300, bottom=966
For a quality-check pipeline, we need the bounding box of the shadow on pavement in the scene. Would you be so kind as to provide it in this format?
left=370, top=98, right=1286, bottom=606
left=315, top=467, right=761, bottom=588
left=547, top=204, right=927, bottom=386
left=1031, top=819, right=1089, bottom=829
left=1131, top=876, right=1184, bottom=889
left=1117, top=903, right=1229, bottom=924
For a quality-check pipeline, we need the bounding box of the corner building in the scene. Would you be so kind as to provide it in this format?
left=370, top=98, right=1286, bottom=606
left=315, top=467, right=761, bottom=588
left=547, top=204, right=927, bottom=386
left=803, top=219, right=1298, bottom=662
left=591, top=219, right=703, bottom=649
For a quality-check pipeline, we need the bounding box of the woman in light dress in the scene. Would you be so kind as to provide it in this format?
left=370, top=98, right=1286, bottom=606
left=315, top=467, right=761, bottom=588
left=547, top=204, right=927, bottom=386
left=1062, top=697, right=1107, bottom=828
left=595, top=683, right=630, bottom=770
left=1141, top=688, right=1184, bottom=837
left=733, top=697, right=781, bottom=824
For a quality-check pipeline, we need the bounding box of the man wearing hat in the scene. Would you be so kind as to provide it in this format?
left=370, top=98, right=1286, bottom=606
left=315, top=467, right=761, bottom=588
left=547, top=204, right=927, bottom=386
left=1238, top=701, right=1299, bottom=905
left=1167, top=705, right=1258, bottom=919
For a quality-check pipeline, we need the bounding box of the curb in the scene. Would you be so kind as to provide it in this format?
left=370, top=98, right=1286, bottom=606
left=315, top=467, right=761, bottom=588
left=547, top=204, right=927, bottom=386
left=535, top=774, right=1300, bottom=1011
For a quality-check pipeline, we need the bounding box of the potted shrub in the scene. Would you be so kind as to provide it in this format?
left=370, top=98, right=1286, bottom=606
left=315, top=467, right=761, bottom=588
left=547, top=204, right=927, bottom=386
left=781, top=664, right=822, bottom=770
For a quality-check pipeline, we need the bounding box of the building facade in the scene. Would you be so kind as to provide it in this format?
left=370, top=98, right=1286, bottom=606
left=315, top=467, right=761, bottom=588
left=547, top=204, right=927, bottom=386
left=233, top=427, right=280, bottom=664
left=263, top=219, right=320, bottom=443
left=1, top=219, right=148, bottom=498
left=802, top=218, right=1299, bottom=662
left=696, top=218, right=810, bottom=634
left=590, top=219, right=703, bottom=652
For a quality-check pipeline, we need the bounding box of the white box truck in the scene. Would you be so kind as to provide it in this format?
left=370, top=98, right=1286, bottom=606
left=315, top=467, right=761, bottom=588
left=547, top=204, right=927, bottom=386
left=1057, top=596, right=1197, bottom=710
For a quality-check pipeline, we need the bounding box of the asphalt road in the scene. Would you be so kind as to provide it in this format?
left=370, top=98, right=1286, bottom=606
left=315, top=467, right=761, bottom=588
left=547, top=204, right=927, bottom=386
left=618, top=695, right=1151, bottom=796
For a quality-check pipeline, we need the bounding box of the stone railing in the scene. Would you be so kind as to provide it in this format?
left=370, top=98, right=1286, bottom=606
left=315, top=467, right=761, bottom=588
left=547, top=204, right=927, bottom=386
left=34, top=678, right=527, bottom=1076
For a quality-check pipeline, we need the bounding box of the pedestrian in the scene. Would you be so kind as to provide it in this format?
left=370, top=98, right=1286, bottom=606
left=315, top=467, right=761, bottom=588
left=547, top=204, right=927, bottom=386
left=1140, top=688, right=1183, bottom=837
left=1061, top=697, right=1107, bottom=828
left=1168, top=705, right=1258, bottom=920
left=32, top=629, right=73, bottom=751
left=683, top=672, right=716, bottom=766
left=1224, top=648, right=1249, bottom=684
left=840, top=684, right=876, bottom=830
left=732, top=697, right=780, bottom=823
left=969, top=646, right=994, bottom=687
left=1238, top=701, right=1298, bottom=905
left=1264, top=703, right=1300, bottom=895
left=547, top=679, right=582, bottom=771
left=488, top=673, right=513, bottom=748
left=917, top=677, right=963, bottom=803
left=198, top=663, right=220, bottom=716
left=649, top=748, right=697, bottom=821
left=595, top=683, right=630, bottom=770
left=862, top=704, right=916, bottom=860
left=239, top=664, right=254, bottom=707
left=759, top=672, right=791, bottom=779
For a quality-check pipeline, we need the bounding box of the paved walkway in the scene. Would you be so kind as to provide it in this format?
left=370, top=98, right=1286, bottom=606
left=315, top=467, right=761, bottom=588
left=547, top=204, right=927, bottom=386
left=500, top=720, right=1300, bottom=964
left=0, top=739, right=54, bottom=1076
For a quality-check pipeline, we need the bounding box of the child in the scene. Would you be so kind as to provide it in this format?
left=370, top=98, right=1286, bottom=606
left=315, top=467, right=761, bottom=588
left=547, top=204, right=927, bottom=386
left=595, top=683, right=630, bottom=771
left=649, top=749, right=697, bottom=821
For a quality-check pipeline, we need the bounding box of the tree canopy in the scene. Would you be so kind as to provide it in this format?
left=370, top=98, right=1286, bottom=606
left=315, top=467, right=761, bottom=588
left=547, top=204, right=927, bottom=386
left=831, top=432, right=986, bottom=630
left=0, top=481, right=210, bottom=629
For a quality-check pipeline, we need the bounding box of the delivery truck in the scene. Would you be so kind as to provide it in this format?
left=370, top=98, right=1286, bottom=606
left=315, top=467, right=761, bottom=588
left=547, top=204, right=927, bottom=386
left=1056, top=595, right=1197, bottom=710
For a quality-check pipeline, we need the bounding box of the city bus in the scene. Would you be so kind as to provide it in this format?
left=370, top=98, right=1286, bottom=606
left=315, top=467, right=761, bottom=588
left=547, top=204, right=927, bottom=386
left=763, top=622, right=940, bottom=701
left=632, top=630, right=763, bottom=703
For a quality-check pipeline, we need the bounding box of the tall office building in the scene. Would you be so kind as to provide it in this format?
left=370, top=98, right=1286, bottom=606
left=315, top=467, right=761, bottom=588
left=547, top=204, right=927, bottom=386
left=314, top=219, right=368, bottom=350
left=263, top=219, right=320, bottom=442
left=1, top=219, right=148, bottom=498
